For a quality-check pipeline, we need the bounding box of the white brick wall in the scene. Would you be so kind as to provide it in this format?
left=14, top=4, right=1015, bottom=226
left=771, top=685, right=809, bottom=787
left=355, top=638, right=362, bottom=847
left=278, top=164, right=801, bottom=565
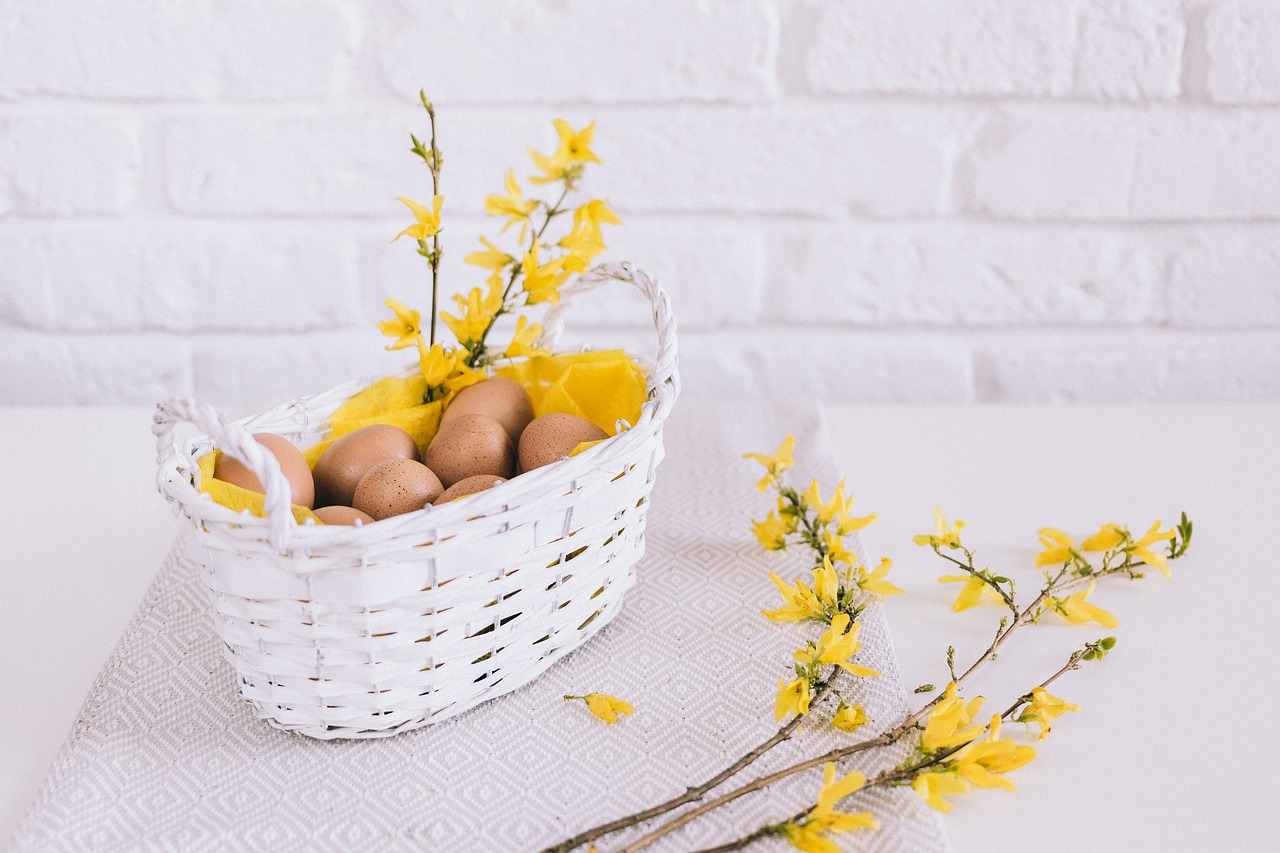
left=1, top=0, right=1277, bottom=408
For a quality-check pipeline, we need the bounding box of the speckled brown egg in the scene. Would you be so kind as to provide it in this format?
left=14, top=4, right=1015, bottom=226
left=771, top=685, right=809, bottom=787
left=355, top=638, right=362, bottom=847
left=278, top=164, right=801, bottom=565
left=432, top=474, right=507, bottom=506
left=313, top=424, right=420, bottom=508
left=214, top=433, right=315, bottom=508
left=518, top=414, right=609, bottom=472
left=423, top=414, right=516, bottom=488
left=313, top=505, right=376, bottom=526
left=351, top=458, right=443, bottom=520
left=439, top=377, right=534, bottom=446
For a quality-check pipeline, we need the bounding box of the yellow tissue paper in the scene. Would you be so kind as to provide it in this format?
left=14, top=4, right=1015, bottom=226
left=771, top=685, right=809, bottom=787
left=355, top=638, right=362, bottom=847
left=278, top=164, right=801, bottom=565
left=302, top=374, right=445, bottom=467
left=196, top=450, right=322, bottom=524
left=496, top=349, right=647, bottom=434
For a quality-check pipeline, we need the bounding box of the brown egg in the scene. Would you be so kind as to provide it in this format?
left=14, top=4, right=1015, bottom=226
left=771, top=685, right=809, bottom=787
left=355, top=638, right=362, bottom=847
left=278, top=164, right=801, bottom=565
left=440, top=377, right=534, bottom=446
left=432, top=474, right=507, bottom=506
left=352, top=459, right=444, bottom=520
left=313, top=505, right=376, bottom=526
left=313, top=424, right=420, bottom=508
left=518, top=414, right=609, bottom=472
left=423, top=414, right=517, bottom=488
left=214, top=433, right=315, bottom=508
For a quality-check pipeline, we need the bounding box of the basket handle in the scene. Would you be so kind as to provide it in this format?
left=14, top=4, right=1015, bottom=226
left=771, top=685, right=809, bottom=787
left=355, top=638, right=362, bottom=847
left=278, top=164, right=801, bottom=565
left=537, top=261, right=681, bottom=408
left=153, top=397, right=297, bottom=550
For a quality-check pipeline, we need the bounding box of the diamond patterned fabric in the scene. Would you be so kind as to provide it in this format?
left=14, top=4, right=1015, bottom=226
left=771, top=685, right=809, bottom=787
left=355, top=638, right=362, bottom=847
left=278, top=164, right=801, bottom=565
left=12, top=401, right=949, bottom=852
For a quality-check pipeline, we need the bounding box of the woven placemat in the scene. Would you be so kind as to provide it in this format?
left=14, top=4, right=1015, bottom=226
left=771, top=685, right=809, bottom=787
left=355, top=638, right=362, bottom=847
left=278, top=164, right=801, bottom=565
left=11, top=401, right=949, bottom=852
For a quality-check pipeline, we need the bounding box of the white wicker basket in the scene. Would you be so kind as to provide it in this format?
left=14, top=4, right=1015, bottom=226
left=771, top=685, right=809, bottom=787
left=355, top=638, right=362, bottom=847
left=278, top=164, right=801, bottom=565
left=153, top=263, right=679, bottom=739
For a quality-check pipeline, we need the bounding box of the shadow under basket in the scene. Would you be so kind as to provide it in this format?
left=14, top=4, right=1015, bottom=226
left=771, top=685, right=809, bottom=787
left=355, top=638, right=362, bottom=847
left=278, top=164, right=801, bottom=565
left=152, top=263, right=680, bottom=739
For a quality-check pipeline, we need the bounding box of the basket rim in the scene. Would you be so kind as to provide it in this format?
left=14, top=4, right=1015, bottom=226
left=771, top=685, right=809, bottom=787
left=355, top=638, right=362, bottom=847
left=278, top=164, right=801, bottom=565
left=160, top=350, right=673, bottom=541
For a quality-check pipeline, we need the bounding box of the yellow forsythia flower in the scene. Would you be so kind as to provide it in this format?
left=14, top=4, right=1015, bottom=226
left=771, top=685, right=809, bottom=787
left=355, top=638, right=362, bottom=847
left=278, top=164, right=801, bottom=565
left=440, top=289, right=494, bottom=346
left=912, top=769, right=970, bottom=813
left=743, top=435, right=795, bottom=492
left=912, top=506, right=964, bottom=549
left=812, top=556, right=840, bottom=604
left=1128, top=520, right=1176, bottom=579
left=952, top=715, right=1036, bottom=790
left=463, top=236, right=515, bottom=271
left=937, top=574, right=988, bottom=612
left=1081, top=522, right=1126, bottom=552
left=574, top=198, right=619, bottom=233
left=559, top=226, right=606, bottom=273
left=1035, top=528, right=1076, bottom=568
left=799, top=613, right=879, bottom=677
left=831, top=703, right=869, bottom=732
left=806, top=479, right=877, bottom=533
left=566, top=692, right=634, bottom=724
left=1049, top=580, right=1119, bottom=629
left=559, top=199, right=618, bottom=271
left=1017, top=687, right=1081, bottom=740
left=393, top=195, right=444, bottom=242
left=752, top=510, right=793, bottom=551
left=815, top=762, right=864, bottom=812
left=782, top=763, right=877, bottom=852
left=823, top=530, right=857, bottom=565
left=762, top=571, right=827, bottom=622
left=521, top=244, right=570, bottom=305
left=377, top=299, right=421, bottom=350
left=553, top=119, right=601, bottom=164
left=530, top=118, right=601, bottom=183
left=804, top=480, right=828, bottom=521
left=485, top=169, right=537, bottom=241
left=417, top=340, right=459, bottom=389
left=775, top=676, right=811, bottom=722
left=442, top=358, right=484, bottom=395
left=504, top=315, right=547, bottom=359
left=857, top=558, right=903, bottom=597
left=921, top=683, right=986, bottom=751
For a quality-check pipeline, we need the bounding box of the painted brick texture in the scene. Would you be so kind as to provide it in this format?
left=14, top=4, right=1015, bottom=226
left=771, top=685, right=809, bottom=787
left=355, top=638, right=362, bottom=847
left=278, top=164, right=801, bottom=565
left=1, top=0, right=1277, bottom=407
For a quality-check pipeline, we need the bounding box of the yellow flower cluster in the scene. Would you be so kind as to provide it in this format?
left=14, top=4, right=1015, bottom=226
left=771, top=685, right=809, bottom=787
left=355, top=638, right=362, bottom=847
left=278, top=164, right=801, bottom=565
left=762, top=560, right=837, bottom=623
left=794, top=614, right=880, bottom=679
left=1016, top=687, right=1081, bottom=740
left=781, top=763, right=878, bottom=853
left=776, top=615, right=881, bottom=721
left=1036, top=521, right=1176, bottom=579
left=377, top=299, right=482, bottom=400
left=475, top=119, right=618, bottom=312
left=747, top=435, right=898, bottom=734
left=913, top=712, right=1036, bottom=813
left=388, top=112, right=618, bottom=380
left=920, top=683, right=988, bottom=751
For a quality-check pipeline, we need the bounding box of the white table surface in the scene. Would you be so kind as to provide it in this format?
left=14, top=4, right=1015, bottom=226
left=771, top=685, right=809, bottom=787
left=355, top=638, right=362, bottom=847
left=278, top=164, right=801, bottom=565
left=2, top=403, right=1276, bottom=852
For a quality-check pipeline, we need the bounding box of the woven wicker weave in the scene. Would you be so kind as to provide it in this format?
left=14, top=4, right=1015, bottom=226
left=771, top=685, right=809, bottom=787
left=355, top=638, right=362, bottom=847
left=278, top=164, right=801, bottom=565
left=153, top=263, right=679, bottom=739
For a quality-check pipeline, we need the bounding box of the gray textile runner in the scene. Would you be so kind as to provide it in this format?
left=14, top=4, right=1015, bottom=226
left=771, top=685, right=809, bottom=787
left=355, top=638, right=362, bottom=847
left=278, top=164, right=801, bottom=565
left=12, top=401, right=950, bottom=852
